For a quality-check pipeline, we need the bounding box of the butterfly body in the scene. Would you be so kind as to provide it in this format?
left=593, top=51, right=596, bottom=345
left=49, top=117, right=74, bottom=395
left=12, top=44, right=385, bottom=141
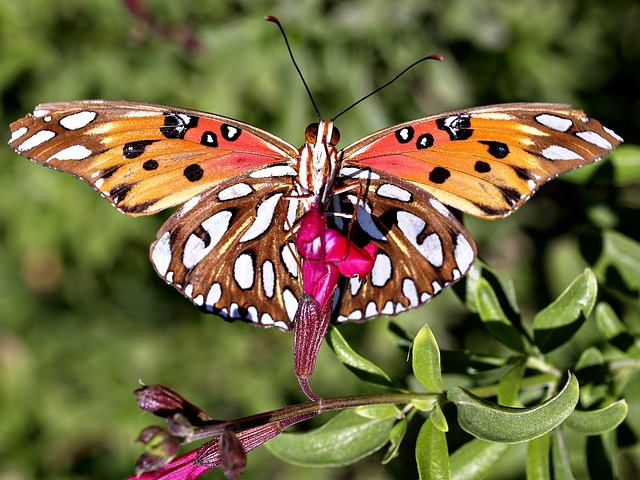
left=9, top=100, right=622, bottom=330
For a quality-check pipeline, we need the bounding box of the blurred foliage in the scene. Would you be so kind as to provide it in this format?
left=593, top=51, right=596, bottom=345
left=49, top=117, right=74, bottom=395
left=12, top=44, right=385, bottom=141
left=0, top=0, right=638, bottom=479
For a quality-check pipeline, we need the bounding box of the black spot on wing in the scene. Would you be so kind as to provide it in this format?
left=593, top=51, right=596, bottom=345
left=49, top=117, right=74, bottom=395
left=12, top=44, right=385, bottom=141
left=429, top=167, right=451, bottom=184
left=479, top=140, right=509, bottom=159
left=123, top=140, right=158, bottom=159
left=161, top=111, right=199, bottom=139
left=184, top=164, right=204, bottom=182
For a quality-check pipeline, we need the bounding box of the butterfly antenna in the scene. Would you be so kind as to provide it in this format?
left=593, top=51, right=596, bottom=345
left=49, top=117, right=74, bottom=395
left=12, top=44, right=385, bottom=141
left=332, top=54, right=443, bottom=121
left=266, top=16, right=322, bottom=121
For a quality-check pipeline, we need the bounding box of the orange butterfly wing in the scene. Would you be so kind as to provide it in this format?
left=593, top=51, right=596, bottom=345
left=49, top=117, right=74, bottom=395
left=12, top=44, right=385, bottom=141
left=342, top=103, right=622, bottom=219
left=8, top=100, right=299, bottom=215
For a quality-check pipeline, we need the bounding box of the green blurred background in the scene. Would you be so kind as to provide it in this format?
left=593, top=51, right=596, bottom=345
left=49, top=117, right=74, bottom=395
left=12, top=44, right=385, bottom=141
left=0, top=1, right=638, bottom=479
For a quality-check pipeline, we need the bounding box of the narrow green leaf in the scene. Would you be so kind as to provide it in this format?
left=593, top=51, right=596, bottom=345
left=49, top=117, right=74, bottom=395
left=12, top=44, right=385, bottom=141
left=383, top=417, right=408, bottom=464
left=526, top=434, right=551, bottom=480
left=565, top=400, right=628, bottom=435
left=448, top=374, right=579, bottom=443
left=412, top=324, right=444, bottom=392
left=497, top=361, right=526, bottom=407
left=595, top=302, right=638, bottom=353
left=265, top=409, right=394, bottom=467
left=326, top=326, right=394, bottom=387
left=551, top=429, right=576, bottom=480
left=450, top=439, right=512, bottom=480
left=533, top=269, right=597, bottom=353
left=430, top=402, right=449, bottom=432
left=475, top=277, right=525, bottom=352
left=416, top=418, right=450, bottom=480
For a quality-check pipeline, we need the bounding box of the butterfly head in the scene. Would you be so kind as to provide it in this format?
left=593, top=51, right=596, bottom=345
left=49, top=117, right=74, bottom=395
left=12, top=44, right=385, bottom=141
left=298, top=120, right=341, bottom=204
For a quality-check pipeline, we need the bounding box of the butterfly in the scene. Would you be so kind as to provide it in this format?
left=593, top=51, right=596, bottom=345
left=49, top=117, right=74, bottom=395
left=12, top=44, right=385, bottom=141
left=8, top=100, right=622, bottom=331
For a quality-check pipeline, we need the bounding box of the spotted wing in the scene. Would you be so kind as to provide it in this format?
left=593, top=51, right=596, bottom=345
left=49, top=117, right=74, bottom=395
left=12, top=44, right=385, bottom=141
left=150, top=165, right=305, bottom=331
left=8, top=100, right=299, bottom=216
left=341, top=103, right=622, bottom=219
left=328, top=168, right=477, bottom=323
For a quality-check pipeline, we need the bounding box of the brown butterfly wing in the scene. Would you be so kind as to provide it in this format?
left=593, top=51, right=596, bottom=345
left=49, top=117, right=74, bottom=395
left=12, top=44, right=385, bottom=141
left=341, top=103, right=622, bottom=219
left=328, top=168, right=477, bottom=322
left=9, top=100, right=299, bottom=215
left=149, top=165, right=305, bottom=330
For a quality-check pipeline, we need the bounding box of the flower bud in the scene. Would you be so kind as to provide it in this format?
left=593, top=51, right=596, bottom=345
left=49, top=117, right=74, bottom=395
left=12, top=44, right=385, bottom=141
left=219, top=429, right=247, bottom=478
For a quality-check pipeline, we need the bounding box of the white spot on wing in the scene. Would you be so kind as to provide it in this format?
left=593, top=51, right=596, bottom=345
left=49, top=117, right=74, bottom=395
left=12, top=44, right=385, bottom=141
left=371, top=253, right=392, bottom=287
left=402, top=278, right=419, bottom=307
left=262, top=260, right=275, bottom=298
left=240, top=193, right=283, bottom=242
left=17, top=130, right=55, bottom=151
left=365, top=302, right=378, bottom=318
left=576, top=131, right=612, bottom=150
left=193, top=294, right=204, bottom=306
left=381, top=301, right=394, bottom=315
left=205, top=283, right=222, bottom=309
left=233, top=253, right=254, bottom=289
left=261, top=313, right=274, bottom=325
left=48, top=145, right=92, bottom=161
left=218, top=182, right=253, bottom=201
left=282, top=288, right=298, bottom=321
left=33, top=109, right=50, bottom=118
left=603, top=126, right=623, bottom=142
left=350, top=277, right=362, bottom=296
left=151, top=232, right=172, bottom=276
left=348, top=310, right=363, bottom=321
left=377, top=183, right=412, bottom=202
left=249, top=165, right=297, bottom=178
left=59, top=111, right=97, bottom=130
left=397, top=211, right=443, bottom=267
left=347, top=195, right=386, bottom=241
left=454, top=234, right=475, bottom=274
left=535, top=114, right=573, bottom=132
left=281, top=243, right=298, bottom=277
left=177, top=195, right=201, bottom=218
left=541, top=145, right=584, bottom=161
left=339, top=166, right=381, bottom=180
left=10, top=126, right=28, bottom=143
left=184, top=284, right=194, bottom=298
left=183, top=210, right=232, bottom=269
left=429, top=198, right=452, bottom=219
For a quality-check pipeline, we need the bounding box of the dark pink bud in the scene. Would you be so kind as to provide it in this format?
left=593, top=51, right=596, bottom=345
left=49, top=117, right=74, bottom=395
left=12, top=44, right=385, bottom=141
left=293, top=293, right=335, bottom=401
left=135, top=384, right=210, bottom=424
left=134, top=426, right=180, bottom=475
left=219, top=429, right=247, bottom=478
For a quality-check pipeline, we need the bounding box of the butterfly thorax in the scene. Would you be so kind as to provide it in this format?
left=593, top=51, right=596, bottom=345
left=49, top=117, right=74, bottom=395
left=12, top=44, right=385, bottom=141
left=296, top=120, right=341, bottom=206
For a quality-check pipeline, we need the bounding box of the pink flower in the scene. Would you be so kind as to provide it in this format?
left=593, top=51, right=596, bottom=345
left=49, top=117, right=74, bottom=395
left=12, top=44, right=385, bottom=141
left=293, top=206, right=377, bottom=399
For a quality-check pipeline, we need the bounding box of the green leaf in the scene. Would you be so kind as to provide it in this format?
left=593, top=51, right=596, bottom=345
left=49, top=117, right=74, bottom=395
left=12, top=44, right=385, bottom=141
left=551, top=429, right=576, bottom=480
left=533, top=269, right=597, bottom=353
left=412, top=324, right=444, bottom=392
left=383, top=417, right=409, bottom=464
left=607, top=144, right=640, bottom=186
left=595, top=302, right=638, bottom=353
left=449, top=439, right=512, bottom=480
left=265, top=409, right=395, bottom=467
left=565, top=400, right=628, bottom=435
left=326, top=326, right=394, bottom=388
left=574, top=347, right=607, bottom=408
left=464, top=261, right=520, bottom=316
left=430, top=402, right=449, bottom=432
left=594, top=230, right=640, bottom=293
left=448, top=374, right=579, bottom=443
left=416, top=418, right=450, bottom=480
left=497, top=360, right=526, bottom=407
left=475, top=277, right=525, bottom=352
left=526, top=434, right=551, bottom=480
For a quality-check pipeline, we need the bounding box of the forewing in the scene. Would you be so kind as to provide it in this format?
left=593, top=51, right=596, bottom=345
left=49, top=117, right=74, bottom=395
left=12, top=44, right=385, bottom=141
left=328, top=168, right=477, bottom=322
left=149, top=165, right=304, bottom=331
left=341, top=103, right=622, bottom=218
left=9, top=100, right=299, bottom=215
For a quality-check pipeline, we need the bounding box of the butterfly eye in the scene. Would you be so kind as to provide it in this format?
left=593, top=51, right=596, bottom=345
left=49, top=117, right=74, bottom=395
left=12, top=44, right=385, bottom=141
left=329, top=126, right=340, bottom=146
left=305, top=123, right=319, bottom=143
